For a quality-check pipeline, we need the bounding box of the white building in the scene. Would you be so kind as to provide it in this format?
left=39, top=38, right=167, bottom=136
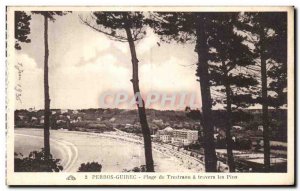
left=171, top=129, right=198, bottom=146
left=60, top=109, right=68, bottom=114
left=156, top=127, right=198, bottom=146
left=157, top=127, right=173, bottom=143
left=232, top=125, right=244, bottom=130
left=31, top=117, right=38, bottom=122
left=40, top=116, right=44, bottom=124
left=160, top=134, right=172, bottom=143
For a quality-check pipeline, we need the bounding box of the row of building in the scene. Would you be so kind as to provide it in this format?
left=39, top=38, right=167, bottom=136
left=154, top=127, right=198, bottom=146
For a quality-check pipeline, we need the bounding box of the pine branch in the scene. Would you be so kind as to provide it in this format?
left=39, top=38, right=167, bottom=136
left=79, top=14, right=129, bottom=42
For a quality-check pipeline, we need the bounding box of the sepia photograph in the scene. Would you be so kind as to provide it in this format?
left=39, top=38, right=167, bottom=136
left=6, top=6, right=294, bottom=186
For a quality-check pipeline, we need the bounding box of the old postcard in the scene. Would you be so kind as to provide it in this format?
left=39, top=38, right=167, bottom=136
left=6, top=6, right=294, bottom=186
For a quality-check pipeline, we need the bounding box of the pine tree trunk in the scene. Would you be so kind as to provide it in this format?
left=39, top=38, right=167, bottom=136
left=195, top=13, right=217, bottom=172
left=43, top=14, right=51, bottom=159
left=260, top=30, right=270, bottom=171
left=223, top=69, right=236, bottom=172
left=124, top=26, right=155, bottom=172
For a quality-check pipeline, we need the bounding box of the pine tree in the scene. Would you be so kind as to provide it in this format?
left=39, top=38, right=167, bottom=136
left=32, top=11, right=69, bottom=160
left=149, top=12, right=218, bottom=172
left=80, top=12, right=155, bottom=172
left=267, top=13, right=287, bottom=109
left=238, top=12, right=287, bottom=171
left=206, top=13, right=258, bottom=172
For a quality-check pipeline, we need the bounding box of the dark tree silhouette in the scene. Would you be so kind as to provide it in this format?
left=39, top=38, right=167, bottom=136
left=149, top=12, right=218, bottom=172
left=32, top=11, right=69, bottom=160
left=80, top=12, right=155, bottom=172
left=206, top=13, right=258, bottom=172
left=78, top=162, right=102, bottom=172
left=15, top=11, right=31, bottom=50
left=14, top=149, right=63, bottom=172
left=267, top=63, right=287, bottom=108
left=238, top=12, right=287, bottom=171
left=267, top=14, right=287, bottom=109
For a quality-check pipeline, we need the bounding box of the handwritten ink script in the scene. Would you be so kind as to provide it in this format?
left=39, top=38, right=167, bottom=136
left=15, top=62, right=23, bottom=103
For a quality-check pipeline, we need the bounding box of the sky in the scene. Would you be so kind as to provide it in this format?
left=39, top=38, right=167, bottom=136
left=15, top=12, right=203, bottom=110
